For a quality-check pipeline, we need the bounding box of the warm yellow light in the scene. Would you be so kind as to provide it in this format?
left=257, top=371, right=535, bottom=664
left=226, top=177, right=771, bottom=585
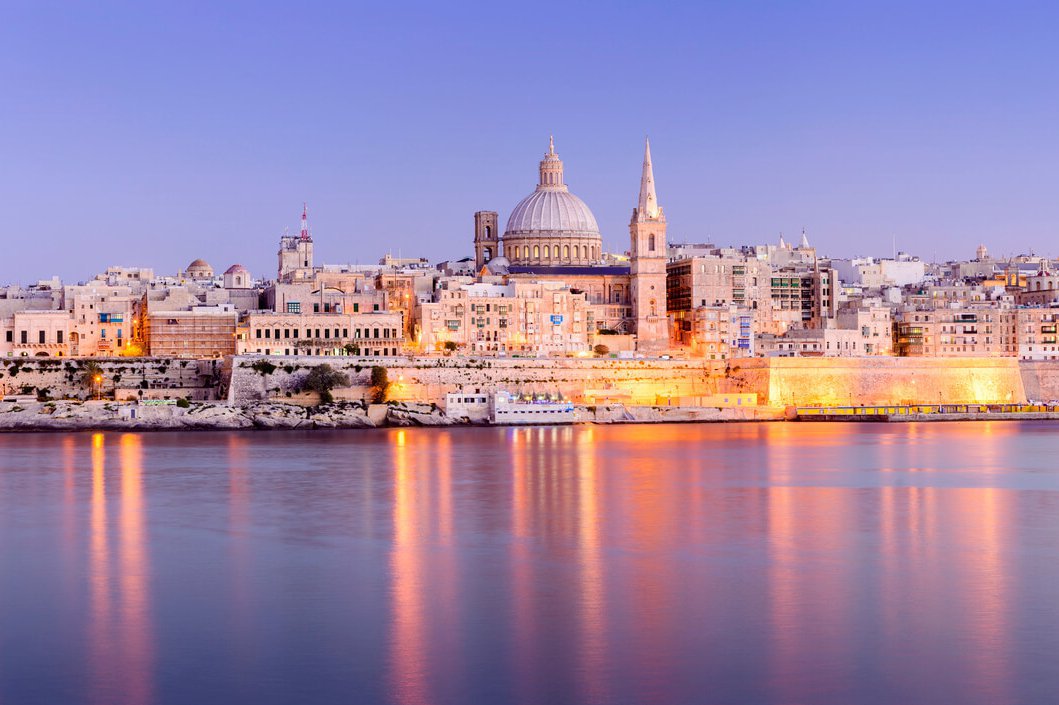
left=94, top=375, right=103, bottom=383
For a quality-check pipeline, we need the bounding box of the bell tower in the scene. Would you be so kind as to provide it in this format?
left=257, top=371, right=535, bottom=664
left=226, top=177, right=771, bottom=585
left=629, top=138, right=668, bottom=352
left=474, top=211, right=499, bottom=271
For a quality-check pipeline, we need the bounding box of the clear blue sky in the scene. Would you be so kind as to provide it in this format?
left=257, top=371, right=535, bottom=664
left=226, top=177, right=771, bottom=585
left=3, top=0, right=1058, bottom=283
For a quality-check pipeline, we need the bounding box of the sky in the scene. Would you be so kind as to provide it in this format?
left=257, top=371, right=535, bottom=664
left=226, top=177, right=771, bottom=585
left=3, top=0, right=1059, bottom=283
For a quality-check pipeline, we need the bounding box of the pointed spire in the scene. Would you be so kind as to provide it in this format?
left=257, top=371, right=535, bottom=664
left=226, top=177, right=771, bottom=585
left=799, top=228, right=810, bottom=249
left=548, top=135, right=555, bottom=155
left=637, top=137, right=659, bottom=221
left=778, top=232, right=787, bottom=249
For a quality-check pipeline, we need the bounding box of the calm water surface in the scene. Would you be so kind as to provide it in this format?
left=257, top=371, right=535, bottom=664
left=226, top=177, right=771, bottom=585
left=1, top=422, right=1058, bottom=705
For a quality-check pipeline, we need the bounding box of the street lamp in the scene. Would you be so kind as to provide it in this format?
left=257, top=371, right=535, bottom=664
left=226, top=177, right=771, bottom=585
left=94, top=374, right=103, bottom=401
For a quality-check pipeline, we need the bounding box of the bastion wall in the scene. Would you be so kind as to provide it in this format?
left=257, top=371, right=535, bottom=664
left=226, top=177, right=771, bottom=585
left=0, top=357, right=222, bottom=400
left=226, top=355, right=1030, bottom=407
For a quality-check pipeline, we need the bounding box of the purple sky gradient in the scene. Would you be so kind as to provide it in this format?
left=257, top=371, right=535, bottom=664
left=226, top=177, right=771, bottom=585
left=3, top=0, right=1059, bottom=283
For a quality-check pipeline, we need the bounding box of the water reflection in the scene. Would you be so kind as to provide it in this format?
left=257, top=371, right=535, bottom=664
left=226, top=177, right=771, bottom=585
left=85, top=434, right=153, bottom=705
left=1, top=423, right=1057, bottom=705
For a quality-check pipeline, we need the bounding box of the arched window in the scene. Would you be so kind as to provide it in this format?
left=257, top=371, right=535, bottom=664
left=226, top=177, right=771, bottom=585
left=649, top=234, right=655, bottom=251
left=650, top=299, right=657, bottom=316
left=543, top=245, right=550, bottom=259
left=484, top=247, right=492, bottom=261
left=485, top=225, right=492, bottom=238
left=534, top=245, right=540, bottom=258
left=563, top=245, right=569, bottom=259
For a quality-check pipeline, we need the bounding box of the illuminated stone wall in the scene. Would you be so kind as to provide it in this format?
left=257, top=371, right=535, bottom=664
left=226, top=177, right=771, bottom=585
left=728, top=357, right=1026, bottom=407
left=227, top=355, right=729, bottom=405
left=226, top=355, right=1033, bottom=408
left=1018, top=361, right=1059, bottom=402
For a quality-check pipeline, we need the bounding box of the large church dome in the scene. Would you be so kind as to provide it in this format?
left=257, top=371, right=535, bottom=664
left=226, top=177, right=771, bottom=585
left=502, top=138, right=603, bottom=266
left=506, top=189, right=599, bottom=236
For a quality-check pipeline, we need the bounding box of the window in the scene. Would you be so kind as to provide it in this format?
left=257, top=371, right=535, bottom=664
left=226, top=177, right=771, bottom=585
left=39, top=331, right=45, bottom=344
left=256, top=329, right=262, bottom=339
left=649, top=234, right=656, bottom=251
left=284, top=329, right=290, bottom=339
left=57, top=331, right=64, bottom=344
left=4, top=331, right=10, bottom=343
left=313, top=303, right=320, bottom=313
left=287, top=302, right=301, bottom=314
left=353, top=303, right=359, bottom=313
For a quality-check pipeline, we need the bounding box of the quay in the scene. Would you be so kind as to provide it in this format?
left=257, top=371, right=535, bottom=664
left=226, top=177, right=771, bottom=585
left=793, top=403, right=1059, bottom=422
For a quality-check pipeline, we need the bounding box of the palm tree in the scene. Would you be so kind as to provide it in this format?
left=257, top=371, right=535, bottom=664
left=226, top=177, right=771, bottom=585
left=80, top=361, right=103, bottom=399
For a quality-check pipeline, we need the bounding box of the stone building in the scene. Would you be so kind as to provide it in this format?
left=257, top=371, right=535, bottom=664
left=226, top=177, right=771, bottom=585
left=238, top=311, right=404, bottom=357
left=470, top=137, right=671, bottom=351
left=894, top=304, right=1017, bottom=357
left=1016, top=308, right=1059, bottom=361
left=418, top=280, right=593, bottom=356
left=277, top=204, right=316, bottom=284
left=0, top=310, right=70, bottom=357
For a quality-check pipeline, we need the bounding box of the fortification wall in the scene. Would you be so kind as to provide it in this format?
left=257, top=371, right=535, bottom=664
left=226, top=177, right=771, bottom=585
left=732, top=357, right=1026, bottom=406
left=0, top=357, right=221, bottom=400
left=228, top=356, right=728, bottom=405
left=1019, top=360, right=1059, bottom=402
left=228, top=355, right=1030, bottom=407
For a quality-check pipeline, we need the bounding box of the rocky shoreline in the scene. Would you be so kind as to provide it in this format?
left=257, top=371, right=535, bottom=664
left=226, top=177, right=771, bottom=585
left=0, top=399, right=779, bottom=432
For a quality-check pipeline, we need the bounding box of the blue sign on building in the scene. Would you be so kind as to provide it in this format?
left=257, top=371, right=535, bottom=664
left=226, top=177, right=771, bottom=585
left=550, top=315, right=563, bottom=325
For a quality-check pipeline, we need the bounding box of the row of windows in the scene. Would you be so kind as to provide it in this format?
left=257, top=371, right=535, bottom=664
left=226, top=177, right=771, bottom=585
left=285, top=302, right=380, bottom=314
left=254, top=348, right=398, bottom=357
left=510, top=244, right=600, bottom=260
left=6, top=330, right=64, bottom=344
left=256, top=327, right=398, bottom=340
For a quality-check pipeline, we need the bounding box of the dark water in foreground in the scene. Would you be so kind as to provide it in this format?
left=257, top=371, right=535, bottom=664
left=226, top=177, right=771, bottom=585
left=2, top=423, right=1059, bottom=705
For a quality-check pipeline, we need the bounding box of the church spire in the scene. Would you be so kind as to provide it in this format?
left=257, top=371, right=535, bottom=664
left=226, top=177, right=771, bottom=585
left=637, top=137, right=660, bottom=221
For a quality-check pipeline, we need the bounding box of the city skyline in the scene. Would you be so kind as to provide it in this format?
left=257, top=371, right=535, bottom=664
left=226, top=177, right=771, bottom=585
left=5, top=1, right=1059, bottom=283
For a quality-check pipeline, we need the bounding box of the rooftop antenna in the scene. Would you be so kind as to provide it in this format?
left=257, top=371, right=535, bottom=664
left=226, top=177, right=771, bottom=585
left=892, top=233, right=896, bottom=260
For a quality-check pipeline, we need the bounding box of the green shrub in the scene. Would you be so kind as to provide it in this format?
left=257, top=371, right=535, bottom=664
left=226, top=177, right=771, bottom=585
left=302, top=364, right=350, bottom=405
left=370, top=366, right=390, bottom=404
left=251, top=359, right=277, bottom=376
left=176, top=397, right=191, bottom=408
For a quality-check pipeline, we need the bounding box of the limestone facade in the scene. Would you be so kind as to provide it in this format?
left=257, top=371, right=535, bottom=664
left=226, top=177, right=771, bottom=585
left=239, top=311, right=403, bottom=357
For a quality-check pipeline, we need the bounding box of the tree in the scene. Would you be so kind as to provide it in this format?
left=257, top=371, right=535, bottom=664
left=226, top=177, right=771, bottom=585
left=442, top=341, right=458, bottom=354
left=343, top=343, right=361, bottom=356
left=80, top=361, right=104, bottom=398
left=302, top=364, right=350, bottom=404
left=593, top=344, right=610, bottom=357
left=369, top=366, right=391, bottom=404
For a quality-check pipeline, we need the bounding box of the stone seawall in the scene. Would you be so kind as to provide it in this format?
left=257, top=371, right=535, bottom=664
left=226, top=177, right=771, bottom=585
left=227, top=355, right=1030, bottom=407
left=227, top=356, right=728, bottom=406
left=0, top=357, right=221, bottom=401
left=729, top=357, right=1027, bottom=406
left=1018, top=361, right=1059, bottom=402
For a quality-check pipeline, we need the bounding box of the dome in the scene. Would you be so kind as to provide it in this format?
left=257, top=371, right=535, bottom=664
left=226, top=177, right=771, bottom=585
left=185, top=259, right=214, bottom=278
left=501, top=138, right=603, bottom=267
left=224, top=264, right=249, bottom=275
left=505, top=190, right=599, bottom=237
left=484, top=256, right=510, bottom=275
